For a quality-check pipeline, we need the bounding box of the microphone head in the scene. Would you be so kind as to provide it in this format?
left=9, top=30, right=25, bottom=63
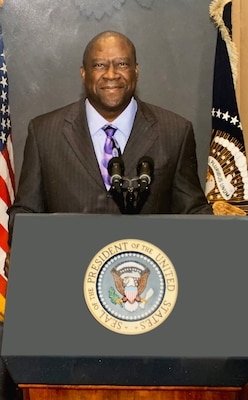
left=108, top=157, right=125, bottom=177
left=137, top=156, right=154, bottom=177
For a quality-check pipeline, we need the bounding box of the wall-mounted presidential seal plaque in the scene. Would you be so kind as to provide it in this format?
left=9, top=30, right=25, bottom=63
left=84, top=239, right=178, bottom=335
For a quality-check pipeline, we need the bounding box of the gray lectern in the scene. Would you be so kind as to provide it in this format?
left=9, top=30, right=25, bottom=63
left=1, top=214, right=248, bottom=400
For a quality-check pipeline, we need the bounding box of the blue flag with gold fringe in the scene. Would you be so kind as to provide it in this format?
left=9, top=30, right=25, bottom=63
left=205, top=0, right=248, bottom=215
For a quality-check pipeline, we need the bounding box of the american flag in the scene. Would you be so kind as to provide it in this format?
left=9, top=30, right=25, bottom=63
left=0, top=24, right=15, bottom=320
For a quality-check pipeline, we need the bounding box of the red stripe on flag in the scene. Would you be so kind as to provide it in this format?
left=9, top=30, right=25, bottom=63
left=2, top=145, right=15, bottom=195
left=0, top=224, right=9, bottom=253
left=0, top=175, right=11, bottom=206
left=0, top=273, right=7, bottom=298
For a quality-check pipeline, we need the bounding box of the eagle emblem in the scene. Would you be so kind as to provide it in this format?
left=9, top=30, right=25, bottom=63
left=110, top=262, right=152, bottom=312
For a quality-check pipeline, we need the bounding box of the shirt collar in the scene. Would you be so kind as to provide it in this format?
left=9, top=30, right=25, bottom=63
left=85, top=97, right=137, bottom=139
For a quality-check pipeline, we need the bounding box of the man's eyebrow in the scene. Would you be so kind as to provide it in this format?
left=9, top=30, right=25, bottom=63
left=91, top=57, right=131, bottom=62
left=90, top=58, right=105, bottom=63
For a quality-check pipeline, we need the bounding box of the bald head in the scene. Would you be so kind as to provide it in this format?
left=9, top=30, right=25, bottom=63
left=82, top=31, right=137, bottom=67
left=80, top=31, right=139, bottom=121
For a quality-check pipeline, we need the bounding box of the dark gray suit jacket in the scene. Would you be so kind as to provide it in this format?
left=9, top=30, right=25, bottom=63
left=8, top=97, right=212, bottom=239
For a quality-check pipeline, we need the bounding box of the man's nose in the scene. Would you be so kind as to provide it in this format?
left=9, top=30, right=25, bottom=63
left=103, top=64, right=120, bottom=79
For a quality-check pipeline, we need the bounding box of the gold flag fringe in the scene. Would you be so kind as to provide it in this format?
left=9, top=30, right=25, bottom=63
left=209, top=0, right=238, bottom=87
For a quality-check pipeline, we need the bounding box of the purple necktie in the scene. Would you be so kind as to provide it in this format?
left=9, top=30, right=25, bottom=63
left=101, top=125, right=120, bottom=190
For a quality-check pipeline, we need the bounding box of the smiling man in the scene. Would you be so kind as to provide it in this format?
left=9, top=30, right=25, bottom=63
left=81, top=32, right=138, bottom=121
left=6, top=30, right=212, bottom=263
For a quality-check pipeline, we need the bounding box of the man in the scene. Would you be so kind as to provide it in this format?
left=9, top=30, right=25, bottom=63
left=6, top=30, right=212, bottom=268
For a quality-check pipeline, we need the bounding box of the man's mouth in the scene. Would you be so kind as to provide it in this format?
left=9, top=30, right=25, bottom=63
left=101, top=85, right=123, bottom=90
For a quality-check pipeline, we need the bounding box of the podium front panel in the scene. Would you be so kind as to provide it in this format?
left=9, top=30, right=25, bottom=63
left=2, top=214, right=248, bottom=386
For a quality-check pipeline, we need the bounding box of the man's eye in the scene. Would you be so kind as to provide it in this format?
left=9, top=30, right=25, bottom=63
left=93, top=63, right=105, bottom=69
left=118, top=62, right=128, bottom=68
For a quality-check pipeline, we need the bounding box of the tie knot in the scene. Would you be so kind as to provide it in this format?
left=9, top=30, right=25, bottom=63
left=103, top=125, right=117, bottom=138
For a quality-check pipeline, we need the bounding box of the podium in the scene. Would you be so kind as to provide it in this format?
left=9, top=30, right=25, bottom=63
left=1, top=214, right=248, bottom=400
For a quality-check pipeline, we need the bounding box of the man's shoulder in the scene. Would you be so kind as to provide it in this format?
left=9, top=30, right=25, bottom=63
left=30, top=98, right=84, bottom=125
left=137, top=98, right=192, bottom=127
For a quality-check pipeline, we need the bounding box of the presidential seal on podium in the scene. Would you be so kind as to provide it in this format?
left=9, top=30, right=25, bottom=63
left=84, top=239, right=178, bottom=335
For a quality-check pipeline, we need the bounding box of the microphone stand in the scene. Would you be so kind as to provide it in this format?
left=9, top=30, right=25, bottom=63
left=111, top=176, right=150, bottom=214
left=124, top=177, right=138, bottom=214
left=108, top=156, right=153, bottom=214
left=135, top=179, right=150, bottom=213
left=110, top=180, right=126, bottom=214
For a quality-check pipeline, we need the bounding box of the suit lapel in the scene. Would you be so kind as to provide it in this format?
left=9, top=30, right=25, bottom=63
left=62, top=100, right=104, bottom=188
left=123, top=99, right=158, bottom=175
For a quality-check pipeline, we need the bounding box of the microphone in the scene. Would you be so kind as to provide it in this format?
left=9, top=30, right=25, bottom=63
left=108, top=157, right=125, bottom=192
left=137, top=156, right=154, bottom=191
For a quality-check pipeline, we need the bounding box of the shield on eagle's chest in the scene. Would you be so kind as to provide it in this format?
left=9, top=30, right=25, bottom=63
left=124, top=286, right=138, bottom=304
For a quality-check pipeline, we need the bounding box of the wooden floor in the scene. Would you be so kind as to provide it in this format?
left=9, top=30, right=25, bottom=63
left=19, top=384, right=248, bottom=400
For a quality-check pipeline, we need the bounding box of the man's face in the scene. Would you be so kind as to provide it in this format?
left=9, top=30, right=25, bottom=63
left=81, top=35, right=139, bottom=121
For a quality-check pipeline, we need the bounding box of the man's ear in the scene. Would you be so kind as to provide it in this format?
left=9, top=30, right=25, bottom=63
left=135, top=63, right=139, bottom=81
left=80, top=66, right=86, bottom=82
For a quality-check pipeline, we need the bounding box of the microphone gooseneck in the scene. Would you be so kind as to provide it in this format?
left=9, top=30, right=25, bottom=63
left=137, top=156, right=154, bottom=192
left=108, top=157, right=125, bottom=192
